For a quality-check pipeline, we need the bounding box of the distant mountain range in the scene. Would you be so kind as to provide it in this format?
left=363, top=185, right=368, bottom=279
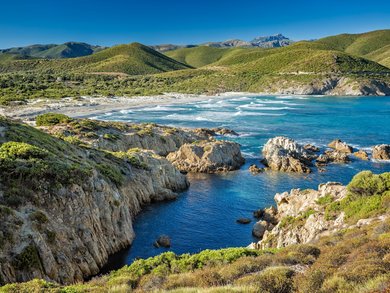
left=151, top=34, right=294, bottom=52
left=0, top=42, right=106, bottom=59
left=0, top=34, right=294, bottom=59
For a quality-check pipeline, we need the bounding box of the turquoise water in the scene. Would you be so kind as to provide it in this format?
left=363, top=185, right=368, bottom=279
left=93, top=95, right=390, bottom=272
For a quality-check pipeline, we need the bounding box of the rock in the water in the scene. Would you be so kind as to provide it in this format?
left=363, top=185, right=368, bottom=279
left=167, top=140, right=245, bottom=173
left=252, top=220, right=269, bottom=238
left=324, top=150, right=350, bottom=163
left=328, top=139, right=353, bottom=153
left=372, top=144, right=390, bottom=160
left=304, top=144, right=320, bottom=152
left=154, top=235, right=171, bottom=248
left=262, top=137, right=316, bottom=173
left=354, top=150, right=369, bottom=160
left=237, top=218, right=251, bottom=224
left=249, top=164, right=263, bottom=174
left=316, top=150, right=349, bottom=166
left=211, top=127, right=239, bottom=136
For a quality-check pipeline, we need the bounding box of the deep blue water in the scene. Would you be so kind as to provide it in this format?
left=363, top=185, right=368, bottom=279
left=93, top=95, right=390, bottom=272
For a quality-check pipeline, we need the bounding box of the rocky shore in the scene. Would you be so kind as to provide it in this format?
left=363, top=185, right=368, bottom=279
left=250, top=171, right=390, bottom=250
left=0, top=114, right=245, bottom=285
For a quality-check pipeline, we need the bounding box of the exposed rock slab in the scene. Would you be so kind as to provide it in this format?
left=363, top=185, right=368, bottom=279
left=167, top=140, right=245, bottom=173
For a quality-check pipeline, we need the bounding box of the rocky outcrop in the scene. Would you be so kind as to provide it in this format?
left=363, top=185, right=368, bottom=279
left=372, top=144, right=390, bottom=160
left=42, top=120, right=210, bottom=157
left=252, top=182, right=349, bottom=249
left=167, top=140, right=245, bottom=173
left=271, top=77, right=390, bottom=96
left=354, top=150, right=369, bottom=160
left=328, top=139, right=353, bottom=153
left=262, top=137, right=317, bottom=173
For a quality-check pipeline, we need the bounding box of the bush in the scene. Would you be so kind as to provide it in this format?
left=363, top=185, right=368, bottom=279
left=0, top=141, right=48, bottom=160
left=96, top=163, right=124, bottom=186
left=36, top=113, right=72, bottom=126
left=12, top=245, right=41, bottom=270
left=29, top=211, right=48, bottom=224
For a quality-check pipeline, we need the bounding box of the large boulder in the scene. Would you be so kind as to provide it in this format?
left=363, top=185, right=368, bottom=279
left=167, top=140, right=245, bottom=173
left=262, top=137, right=316, bottom=173
left=328, top=139, right=353, bottom=153
left=372, top=144, right=390, bottom=160
left=252, top=220, right=269, bottom=238
left=316, top=150, right=350, bottom=166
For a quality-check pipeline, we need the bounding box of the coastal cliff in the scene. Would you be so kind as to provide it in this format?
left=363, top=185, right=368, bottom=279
left=0, top=116, right=192, bottom=284
left=0, top=114, right=246, bottom=285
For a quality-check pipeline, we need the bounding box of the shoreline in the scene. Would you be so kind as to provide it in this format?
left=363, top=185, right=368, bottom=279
left=0, top=92, right=256, bottom=121
left=3, top=91, right=388, bottom=121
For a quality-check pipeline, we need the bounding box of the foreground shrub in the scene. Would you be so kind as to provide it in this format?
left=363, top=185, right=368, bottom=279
left=36, top=113, right=72, bottom=126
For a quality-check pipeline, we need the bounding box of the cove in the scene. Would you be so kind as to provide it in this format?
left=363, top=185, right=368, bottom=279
left=92, top=95, right=390, bottom=273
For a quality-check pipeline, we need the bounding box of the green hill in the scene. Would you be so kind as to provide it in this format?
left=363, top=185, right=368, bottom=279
left=0, top=42, right=104, bottom=59
left=316, top=29, right=390, bottom=67
left=0, top=43, right=190, bottom=75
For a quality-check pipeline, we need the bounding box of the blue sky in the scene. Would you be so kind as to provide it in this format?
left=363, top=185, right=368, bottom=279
left=1, top=0, right=389, bottom=48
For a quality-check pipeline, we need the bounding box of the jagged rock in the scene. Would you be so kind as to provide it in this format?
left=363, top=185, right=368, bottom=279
left=354, top=150, right=369, bottom=160
left=257, top=182, right=349, bottom=249
left=249, top=164, right=263, bottom=174
left=154, top=235, right=171, bottom=248
left=316, top=150, right=349, bottom=166
left=253, top=209, right=264, bottom=219
left=262, top=137, right=317, bottom=173
left=252, top=220, right=269, bottom=238
left=372, top=144, right=390, bottom=160
left=166, top=140, right=245, bottom=173
left=324, top=150, right=350, bottom=163
left=304, top=144, right=320, bottom=152
left=237, top=218, right=251, bottom=224
left=211, top=127, right=239, bottom=136
left=193, top=128, right=216, bottom=138
left=328, top=139, right=353, bottom=153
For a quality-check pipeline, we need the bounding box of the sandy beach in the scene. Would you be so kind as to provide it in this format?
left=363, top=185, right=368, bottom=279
left=0, top=92, right=257, bottom=121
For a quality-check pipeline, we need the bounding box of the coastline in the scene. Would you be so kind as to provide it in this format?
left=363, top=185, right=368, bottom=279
left=0, top=92, right=255, bottom=121
left=2, top=91, right=390, bottom=122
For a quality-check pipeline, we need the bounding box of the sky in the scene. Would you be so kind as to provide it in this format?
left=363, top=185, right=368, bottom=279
left=0, top=0, right=389, bottom=48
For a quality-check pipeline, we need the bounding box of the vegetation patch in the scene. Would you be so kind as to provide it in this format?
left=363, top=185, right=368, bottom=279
left=325, top=171, right=390, bottom=222
left=36, top=113, right=72, bottom=126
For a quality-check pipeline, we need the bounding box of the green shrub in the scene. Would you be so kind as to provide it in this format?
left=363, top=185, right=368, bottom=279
left=103, top=133, right=121, bottom=141
left=0, top=142, right=48, bottom=160
left=325, top=171, right=390, bottom=223
left=36, top=113, right=72, bottom=126
left=13, top=245, right=41, bottom=270
left=96, top=163, right=124, bottom=186
left=29, top=211, right=48, bottom=224
left=316, top=194, right=334, bottom=205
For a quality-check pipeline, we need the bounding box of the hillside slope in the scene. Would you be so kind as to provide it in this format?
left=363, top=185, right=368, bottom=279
left=0, top=42, right=105, bottom=59
left=316, top=29, right=390, bottom=67
left=0, top=43, right=190, bottom=75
